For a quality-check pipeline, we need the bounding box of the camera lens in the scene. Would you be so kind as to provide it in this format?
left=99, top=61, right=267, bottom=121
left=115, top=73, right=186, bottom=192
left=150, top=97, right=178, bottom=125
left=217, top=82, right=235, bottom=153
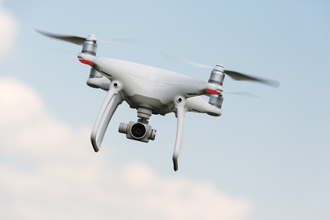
left=131, top=123, right=146, bottom=138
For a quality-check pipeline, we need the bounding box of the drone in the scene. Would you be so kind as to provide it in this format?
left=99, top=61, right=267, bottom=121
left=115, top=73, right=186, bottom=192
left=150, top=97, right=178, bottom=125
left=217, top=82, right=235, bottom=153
left=37, top=30, right=279, bottom=171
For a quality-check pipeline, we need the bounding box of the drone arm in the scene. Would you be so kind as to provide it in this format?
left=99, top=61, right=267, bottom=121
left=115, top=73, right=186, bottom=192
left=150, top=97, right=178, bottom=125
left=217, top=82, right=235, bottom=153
left=96, top=93, right=124, bottom=148
left=185, top=96, right=222, bottom=116
left=91, top=82, right=122, bottom=152
left=86, top=77, right=111, bottom=91
left=172, top=97, right=187, bottom=171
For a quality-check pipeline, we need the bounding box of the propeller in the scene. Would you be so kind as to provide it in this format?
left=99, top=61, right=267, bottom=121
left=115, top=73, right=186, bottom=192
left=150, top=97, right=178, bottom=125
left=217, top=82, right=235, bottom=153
left=204, top=91, right=261, bottom=98
left=35, top=29, right=147, bottom=46
left=161, top=53, right=280, bottom=88
left=36, top=29, right=86, bottom=45
left=223, top=92, right=261, bottom=98
left=98, top=38, right=147, bottom=46
left=46, top=48, right=77, bottom=58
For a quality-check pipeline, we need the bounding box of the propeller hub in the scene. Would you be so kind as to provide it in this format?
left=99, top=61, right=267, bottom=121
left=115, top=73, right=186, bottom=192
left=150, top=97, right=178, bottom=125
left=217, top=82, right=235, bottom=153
left=86, top=34, right=97, bottom=42
left=214, top=64, right=224, bottom=72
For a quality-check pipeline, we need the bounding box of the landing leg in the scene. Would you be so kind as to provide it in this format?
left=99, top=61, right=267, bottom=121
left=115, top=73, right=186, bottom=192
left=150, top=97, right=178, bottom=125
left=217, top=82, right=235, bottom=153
left=172, top=97, right=187, bottom=171
left=96, top=93, right=124, bottom=148
left=91, top=82, right=122, bottom=152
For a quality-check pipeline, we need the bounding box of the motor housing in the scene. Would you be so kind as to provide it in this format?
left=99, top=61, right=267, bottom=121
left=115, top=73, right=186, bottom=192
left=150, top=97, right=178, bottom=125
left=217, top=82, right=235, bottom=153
left=83, top=34, right=105, bottom=87
left=208, top=65, right=225, bottom=109
left=208, top=64, right=225, bottom=86
left=82, top=34, right=98, bottom=56
left=208, top=94, right=224, bottom=109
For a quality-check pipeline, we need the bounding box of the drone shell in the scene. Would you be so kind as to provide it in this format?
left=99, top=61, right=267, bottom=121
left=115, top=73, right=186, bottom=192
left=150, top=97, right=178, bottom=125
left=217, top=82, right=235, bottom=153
left=79, top=53, right=221, bottom=115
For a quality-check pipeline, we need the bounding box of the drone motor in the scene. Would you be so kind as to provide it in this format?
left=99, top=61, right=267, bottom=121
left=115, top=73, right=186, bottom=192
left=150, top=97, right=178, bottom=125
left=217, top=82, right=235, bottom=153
left=207, top=65, right=225, bottom=109
left=81, top=35, right=104, bottom=85
left=82, top=34, right=98, bottom=55
left=209, top=94, right=224, bottom=109
left=208, top=64, right=225, bottom=86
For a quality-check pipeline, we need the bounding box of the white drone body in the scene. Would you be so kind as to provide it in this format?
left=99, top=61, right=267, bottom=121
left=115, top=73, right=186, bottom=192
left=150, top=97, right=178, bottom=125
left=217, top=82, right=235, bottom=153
left=37, top=31, right=279, bottom=171
left=81, top=53, right=223, bottom=171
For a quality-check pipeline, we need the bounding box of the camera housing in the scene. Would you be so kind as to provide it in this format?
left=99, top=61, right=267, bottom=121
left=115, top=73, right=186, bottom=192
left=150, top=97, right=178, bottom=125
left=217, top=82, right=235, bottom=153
left=119, top=121, right=156, bottom=143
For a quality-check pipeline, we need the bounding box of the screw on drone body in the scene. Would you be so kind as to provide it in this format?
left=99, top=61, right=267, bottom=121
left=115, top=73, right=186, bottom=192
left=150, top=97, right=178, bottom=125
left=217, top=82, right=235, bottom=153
left=177, top=97, right=183, bottom=103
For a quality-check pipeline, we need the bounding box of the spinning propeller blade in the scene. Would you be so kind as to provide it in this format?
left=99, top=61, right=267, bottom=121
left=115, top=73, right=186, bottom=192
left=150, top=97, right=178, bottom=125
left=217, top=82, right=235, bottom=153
left=98, top=38, right=147, bottom=46
left=223, top=70, right=280, bottom=88
left=35, top=29, right=86, bottom=45
left=223, top=92, right=261, bottom=98
left=36, top=29, right=147, bottom=46
left=161, top=53, right=280, bottom=88
left=205, top=91, right=261, bottom=98
left=46, top=48, right=77, bottom=58
left=161, top=53, right=213, bottom=69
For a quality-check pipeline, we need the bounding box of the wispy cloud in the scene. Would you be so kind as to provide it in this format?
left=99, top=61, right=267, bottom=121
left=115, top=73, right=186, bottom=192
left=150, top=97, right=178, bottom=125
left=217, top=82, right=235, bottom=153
left=0, top=78, right=253, bottom=220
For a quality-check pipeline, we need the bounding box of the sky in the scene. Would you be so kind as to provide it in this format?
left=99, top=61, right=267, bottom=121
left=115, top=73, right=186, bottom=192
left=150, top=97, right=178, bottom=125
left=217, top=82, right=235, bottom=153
left=0, top=0, right=329, bottom=219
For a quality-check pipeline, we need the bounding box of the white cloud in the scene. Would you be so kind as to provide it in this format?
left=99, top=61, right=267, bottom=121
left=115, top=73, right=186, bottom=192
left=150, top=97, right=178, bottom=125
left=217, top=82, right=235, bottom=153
left=0, top=0, right=18, bottom=59
left=0, top=78, right=253, bottom=220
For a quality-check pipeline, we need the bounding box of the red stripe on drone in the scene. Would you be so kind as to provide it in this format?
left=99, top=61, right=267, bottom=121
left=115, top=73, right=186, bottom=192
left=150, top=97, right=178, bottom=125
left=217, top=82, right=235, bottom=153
left=205, top=90, right=220, bottom=95
left=80, top=60, right=94, bottom=66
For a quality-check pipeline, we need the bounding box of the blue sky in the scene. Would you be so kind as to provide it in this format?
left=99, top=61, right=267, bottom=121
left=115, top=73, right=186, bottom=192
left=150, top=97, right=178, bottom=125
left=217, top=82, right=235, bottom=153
left=0, top=0, right=330, bottom=219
